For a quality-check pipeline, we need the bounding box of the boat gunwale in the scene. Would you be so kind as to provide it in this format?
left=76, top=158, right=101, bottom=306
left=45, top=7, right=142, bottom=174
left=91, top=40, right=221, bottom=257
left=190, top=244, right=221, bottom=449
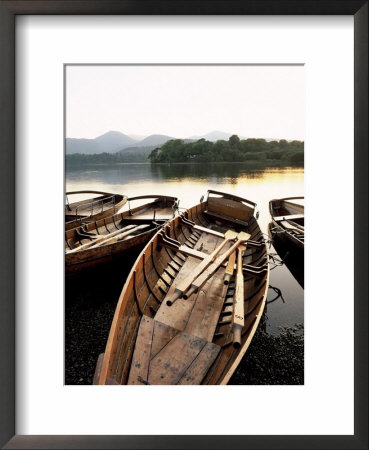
left=269, top=197, right=304, bottom=219
left=65, top=195, right=179, bottom=242
left=65, top=191, right=128, bottom=230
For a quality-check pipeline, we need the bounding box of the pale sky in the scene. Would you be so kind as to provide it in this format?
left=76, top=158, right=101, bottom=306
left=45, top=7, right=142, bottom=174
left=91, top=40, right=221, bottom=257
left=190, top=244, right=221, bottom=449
left=66, top=65, right=304, bottom=140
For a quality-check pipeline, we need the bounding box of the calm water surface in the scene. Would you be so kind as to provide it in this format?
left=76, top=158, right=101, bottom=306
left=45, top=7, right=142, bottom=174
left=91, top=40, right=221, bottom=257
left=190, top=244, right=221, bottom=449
left=66, top=162, right=304, bottom=334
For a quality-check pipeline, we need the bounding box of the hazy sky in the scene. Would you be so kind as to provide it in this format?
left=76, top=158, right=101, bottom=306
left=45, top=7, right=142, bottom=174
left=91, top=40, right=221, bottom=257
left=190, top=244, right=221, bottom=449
left=66, top=65, right=304, bottom=140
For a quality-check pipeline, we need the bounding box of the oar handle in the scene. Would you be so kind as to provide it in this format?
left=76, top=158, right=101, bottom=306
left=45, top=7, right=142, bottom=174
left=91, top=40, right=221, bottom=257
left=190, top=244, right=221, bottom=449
left=166, top=289, right=182, bottom=306
left=233, top=324, right=242, bottom=349
left=182, top=285, right=197, bottom=300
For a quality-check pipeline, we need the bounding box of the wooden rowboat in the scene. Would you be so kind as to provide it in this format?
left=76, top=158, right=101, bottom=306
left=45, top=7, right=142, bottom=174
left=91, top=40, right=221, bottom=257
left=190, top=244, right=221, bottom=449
left=269, top=197, right=304, bottom=251
left=65, top=195, right=179, bottom=276
left=65, top=190, right=128, bottom=230
left=94, top=190, right=269, bottom=385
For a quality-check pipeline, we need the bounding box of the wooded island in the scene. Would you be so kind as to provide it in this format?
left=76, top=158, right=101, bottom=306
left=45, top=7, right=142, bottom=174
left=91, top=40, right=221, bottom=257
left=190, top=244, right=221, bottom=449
left=149, top=136, right=304, bottom=165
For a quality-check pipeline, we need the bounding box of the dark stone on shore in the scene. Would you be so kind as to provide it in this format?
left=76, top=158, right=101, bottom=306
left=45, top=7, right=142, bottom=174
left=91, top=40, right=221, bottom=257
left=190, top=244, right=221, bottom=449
left=65, top=255, right=137, bottom=385
left=229, top=322, right=304, bottom=385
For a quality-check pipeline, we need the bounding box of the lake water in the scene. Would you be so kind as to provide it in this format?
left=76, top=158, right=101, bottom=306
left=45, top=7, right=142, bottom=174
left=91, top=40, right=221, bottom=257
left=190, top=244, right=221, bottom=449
left=66, top=162, right=304, bottom=335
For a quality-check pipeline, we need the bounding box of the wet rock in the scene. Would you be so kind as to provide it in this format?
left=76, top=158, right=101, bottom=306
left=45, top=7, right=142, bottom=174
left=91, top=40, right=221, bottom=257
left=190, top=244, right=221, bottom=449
left=229, top=322, right=304, bottom=385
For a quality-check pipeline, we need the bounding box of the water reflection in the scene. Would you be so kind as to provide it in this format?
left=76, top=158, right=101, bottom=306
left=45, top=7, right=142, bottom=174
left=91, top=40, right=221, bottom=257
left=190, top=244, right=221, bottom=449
left=67, top=161, right=303, bottom=185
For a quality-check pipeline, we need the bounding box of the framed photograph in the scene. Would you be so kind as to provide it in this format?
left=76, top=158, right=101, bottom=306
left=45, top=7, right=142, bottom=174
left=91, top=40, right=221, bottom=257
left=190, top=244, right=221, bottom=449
left=1, top=1, right=367, bottom=449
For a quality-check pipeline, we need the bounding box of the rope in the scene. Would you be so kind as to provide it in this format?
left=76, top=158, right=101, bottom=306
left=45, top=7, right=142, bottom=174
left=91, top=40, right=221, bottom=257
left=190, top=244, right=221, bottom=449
left=268, top=250, right=290, bottom=270
left=267, top=285, right=286, bottom=304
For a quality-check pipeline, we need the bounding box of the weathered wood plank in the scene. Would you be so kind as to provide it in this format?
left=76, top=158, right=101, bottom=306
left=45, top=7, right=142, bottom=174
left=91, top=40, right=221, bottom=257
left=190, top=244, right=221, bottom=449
left=148, top=332, right=207, bottom=385
left=166, top=230, right=237, bottom=306
left=154, top=233, right=220, bottom=331
left=177, top=342, right=221, bottom=385
left=150, top=320, right=179, bottom=359
left=127, top=315, right=155, bottom=385
left=184, top=269, right=228, bottom=341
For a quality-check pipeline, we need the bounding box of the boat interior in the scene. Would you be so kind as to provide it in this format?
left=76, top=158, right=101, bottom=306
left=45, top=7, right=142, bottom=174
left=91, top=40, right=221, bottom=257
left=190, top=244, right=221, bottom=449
left=271, top=197, right=304, bottom=226
left=96, top=191, right=268, bottom=385
left=65, top=195, right=178, bottom=251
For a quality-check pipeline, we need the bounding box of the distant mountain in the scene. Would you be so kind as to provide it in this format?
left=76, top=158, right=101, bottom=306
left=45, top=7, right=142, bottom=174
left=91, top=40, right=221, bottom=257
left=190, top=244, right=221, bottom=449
left=95, top=131, right=137, bottom=150
left=66, top=130, right=264, bottom=155
left=66, top=131, right=138, bottom=154
left=66, top=138, right=100, bottom=155
left=134, top=134, right=175, bottom=148
left=118, top=144, right=156, bottom=155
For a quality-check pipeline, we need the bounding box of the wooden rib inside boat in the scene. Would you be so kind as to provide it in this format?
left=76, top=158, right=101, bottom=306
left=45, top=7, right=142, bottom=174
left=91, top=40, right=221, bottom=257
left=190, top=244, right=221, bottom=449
left=269, top=196, right=304, bottom=250
left=65, top=195, right=179, bottom=276
left=65, top=190, right=128, bottom=230
left=94, top=190, right=269, bottom=385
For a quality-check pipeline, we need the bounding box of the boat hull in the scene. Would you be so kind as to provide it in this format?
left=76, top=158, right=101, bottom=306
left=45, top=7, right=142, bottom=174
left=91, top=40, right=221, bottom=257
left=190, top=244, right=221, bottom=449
left=95, top=192, right=269, bottom=385
left=65, top=226, right=160, bottom=276
left=65, top=191, right=128, bottom=231
left=65, top=196, right=178, bottom=277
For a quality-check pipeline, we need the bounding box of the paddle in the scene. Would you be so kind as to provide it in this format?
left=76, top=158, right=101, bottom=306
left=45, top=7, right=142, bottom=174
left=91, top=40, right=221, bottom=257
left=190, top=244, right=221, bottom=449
left=166, top=230, right=238, bottom=306
left=232, top=244, right=246, bottom=349
left=88, top=224, right=150, bottom=249
left=180, top=231, right=251, bottom=302
left=67, top=224, right=137, bottom=253
left=223, top=250, right=236, bottom=285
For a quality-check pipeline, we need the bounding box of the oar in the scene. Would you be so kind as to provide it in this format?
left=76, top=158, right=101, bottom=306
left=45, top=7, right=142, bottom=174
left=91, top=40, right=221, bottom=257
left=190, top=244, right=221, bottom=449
left=166, top=230, right=238, bottom=306
left=181, top=232, right=251, bottom=301
left=67, top=225, right=137, bottom=253
left=232, top=244, right=246, bottom=349
left=223, top=250, right=236, bottom=285
left=88, top=224, right=150, bottom=249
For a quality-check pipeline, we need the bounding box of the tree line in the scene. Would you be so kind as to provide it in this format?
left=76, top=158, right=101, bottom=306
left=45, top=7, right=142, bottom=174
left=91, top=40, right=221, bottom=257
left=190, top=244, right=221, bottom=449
left=148, top=135, right=304, bottom=165
left=65, top=135, right=304, bottom=167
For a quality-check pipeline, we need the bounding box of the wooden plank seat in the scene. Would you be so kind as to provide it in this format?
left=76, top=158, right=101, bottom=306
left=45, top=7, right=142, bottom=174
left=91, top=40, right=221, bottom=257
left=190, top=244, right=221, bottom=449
left=125, top=207, right=175, bottom=221
left=128, top=315, right=220, bottom=385
left=204, top=209, right=249, bottom=227
left=274, top=213, right=304, bottom=222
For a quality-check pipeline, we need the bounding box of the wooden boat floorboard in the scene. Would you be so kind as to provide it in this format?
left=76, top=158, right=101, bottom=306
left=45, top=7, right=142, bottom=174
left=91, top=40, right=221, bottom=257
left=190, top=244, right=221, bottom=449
left=154, top=232, right=222, bottom=331
left=128, top=316, right=221, bottom=385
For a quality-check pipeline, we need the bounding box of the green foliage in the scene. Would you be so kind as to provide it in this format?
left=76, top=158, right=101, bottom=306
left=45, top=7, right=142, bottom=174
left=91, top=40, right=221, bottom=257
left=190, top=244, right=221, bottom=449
left=289, top=151, right=304, bottom=164
left=66, top=137, right=304, bottom=167
left=149, top=137, right=304, bottom=166
left=229, top=134, right=240, bottom=149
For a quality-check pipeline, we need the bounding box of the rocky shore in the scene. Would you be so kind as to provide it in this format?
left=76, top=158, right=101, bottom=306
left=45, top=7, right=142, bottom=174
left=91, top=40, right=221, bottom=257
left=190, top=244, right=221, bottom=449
left=229, top=322, right=304, bottom=385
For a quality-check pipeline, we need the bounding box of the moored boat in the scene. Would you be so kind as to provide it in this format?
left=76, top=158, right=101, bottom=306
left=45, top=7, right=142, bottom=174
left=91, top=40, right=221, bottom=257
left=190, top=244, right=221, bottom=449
left=94, top=190, right=269, bottom=385
left=269, top=197, right=304, bottom=251
left=65, top=195, right=179, bottom=276
left=65, top=190, right=128, bottom=230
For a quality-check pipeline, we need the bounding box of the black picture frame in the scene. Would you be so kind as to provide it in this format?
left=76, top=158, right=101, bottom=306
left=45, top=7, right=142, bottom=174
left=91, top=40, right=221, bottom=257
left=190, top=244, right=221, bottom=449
left=0, top=1, right=367, bottom=449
